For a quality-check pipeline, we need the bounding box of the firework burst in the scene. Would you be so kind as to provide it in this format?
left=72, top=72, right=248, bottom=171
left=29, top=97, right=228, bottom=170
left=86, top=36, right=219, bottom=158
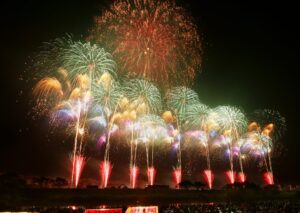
left=213, top=106, right=248, bottom=182
left=63, top=41, right=116, bottom=91
left=185, top=103, right=210, bottom=130
left=124, top=79, right=162, bottom=114
left=166, top=87, right=200, bottom=125
left=90, top=0, right=202, bottom=88
left=30, top=35, right=74, bottom=75
left=251, top=109, right=286, bottom=141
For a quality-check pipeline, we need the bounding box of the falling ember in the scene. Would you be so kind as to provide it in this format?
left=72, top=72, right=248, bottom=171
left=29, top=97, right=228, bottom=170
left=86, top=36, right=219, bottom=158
left=173, top=167, right=182, bottom=187
left=237, top=172, right=246, bottom=183
left=100, top=161, right=112, bottom=188
left=263, top=172, right=274, bottom=185
left=147, top=167, right=156, bottom=186
left=130, top=166, right=139, bottom=189
left=225, top=170, right=236, bottom=184
left=72, top=155, right=86, bottom=188
left=203, top=170, right=214, bottom=189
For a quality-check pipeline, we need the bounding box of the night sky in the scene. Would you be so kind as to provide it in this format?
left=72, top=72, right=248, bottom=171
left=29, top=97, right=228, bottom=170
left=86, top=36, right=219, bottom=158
left=2, top=0, right=299, bottom=186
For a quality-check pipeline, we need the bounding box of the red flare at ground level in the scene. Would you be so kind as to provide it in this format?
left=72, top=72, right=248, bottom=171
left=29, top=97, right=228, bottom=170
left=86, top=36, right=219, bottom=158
left=263, top=172, right=274, bottom=185
left=173, top=167, right=182, bottom=187
left=100, top=161, right=112, bottom=188
left=203, top=170, right=214, bottom=189
left=130, top=166, right=139, bottom=188
left=225, top=170, right=236, bottom=184
left=237, top=172, right=246, bottom=183
left=147, top=167, right=156, bottom=186
left=72, top=155, right=86, bottom=188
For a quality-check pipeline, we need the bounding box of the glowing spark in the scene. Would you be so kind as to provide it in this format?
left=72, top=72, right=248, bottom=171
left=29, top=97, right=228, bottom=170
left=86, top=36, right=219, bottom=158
left=237, top=172, right=246, bottom=183
left=100, top=160, right=112, bottom=188
left=203, top=170, right=214, bottom=189
left=263, top=172, right=274, bottom=185
left=130, top=166, right=139, bottom=189
left=173, top=167, right=182, bottom=187
left=72, top=155, right=86, bottom=188
left=225, top=170, right=236, bottom=184
left=147, top=167, right=156, bottom=186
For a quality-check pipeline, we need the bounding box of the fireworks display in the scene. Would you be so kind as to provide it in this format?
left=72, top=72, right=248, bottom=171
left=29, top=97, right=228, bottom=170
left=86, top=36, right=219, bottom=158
left=29, top=0, right=287, bottom=189
left=203, top=170, right=214, bottom=189
left=73, top=155, right=86, bottom=188
left=100, top=160, right=112, bottom=188
left=89, top=0, right=202, bottom=89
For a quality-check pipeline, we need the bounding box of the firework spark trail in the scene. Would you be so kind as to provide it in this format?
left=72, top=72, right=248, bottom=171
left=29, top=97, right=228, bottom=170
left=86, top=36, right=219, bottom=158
left=129, top=124, right=134, bottom=186
left=100, top=160, right=112, bottom=188
left=70, top=101, right=81, bottom=187
left=237, top=172, right=246, bottom=183
left=203, top=170, right=214, bottom=189
left=173, top=167, right=182, bottom=187
left=101, top=99, right=122, bottom=187
left=225, top=170, right=236, bottom=184
left=214, top=106, right=248, bottom=184
left=72, top=155, right=86, bottom=188
left=146, top=142, right=150, bottom=171
left=130, top=165, right=139, bottom=188
left=147, top=167, right=156, bottom=186
left=166, top=87, right=200, bottom=182
left=70, top=91, right=93, bottom=187
left=252, top=109, right=286, bottom=184
left=263, top=172, right=274, bottom=185
left=129, top=139, right=139, bottom=188
left=204, top=135, right=211, bottom=178
left=225, top=137, right=235, bottom=184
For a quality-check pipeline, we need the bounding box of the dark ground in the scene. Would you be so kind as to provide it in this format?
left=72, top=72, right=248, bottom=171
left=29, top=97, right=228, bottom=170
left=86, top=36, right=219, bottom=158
left=0, top=188, right=299, bottom=209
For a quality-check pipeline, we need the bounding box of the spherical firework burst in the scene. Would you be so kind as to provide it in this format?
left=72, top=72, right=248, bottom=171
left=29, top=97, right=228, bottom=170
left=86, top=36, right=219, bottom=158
left=93, top=79, right=123, bottom=114
left=251, top=109, right=286, bottom=141
left=124, top=79, right=162, bottom=114
left=89, top=0, right=202, bottom=88
left=242, top=131, right=272, bottom=157
left=185, top=103, right=210, bottom=130
left=63, top=41, right=117, bottom=88
left=166, top=87, right=200, bottom=125
left=213, top=105, right=248, bottom=178
left=213, top=106, right=248, bottom=139
left=31, top=34, right=74, bottom=76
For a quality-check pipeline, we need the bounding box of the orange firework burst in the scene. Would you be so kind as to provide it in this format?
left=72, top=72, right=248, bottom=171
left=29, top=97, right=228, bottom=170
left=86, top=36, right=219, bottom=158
left=89, top=0, right=202, bottom=88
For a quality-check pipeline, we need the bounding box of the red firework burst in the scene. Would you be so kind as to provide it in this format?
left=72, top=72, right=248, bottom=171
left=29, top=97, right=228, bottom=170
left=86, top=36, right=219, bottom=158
left=90, top=0, right=202, bottom=88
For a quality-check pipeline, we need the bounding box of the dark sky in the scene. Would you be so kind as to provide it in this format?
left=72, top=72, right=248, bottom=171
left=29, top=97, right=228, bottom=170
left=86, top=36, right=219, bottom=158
left=2, top=0, right=299, bottom=186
